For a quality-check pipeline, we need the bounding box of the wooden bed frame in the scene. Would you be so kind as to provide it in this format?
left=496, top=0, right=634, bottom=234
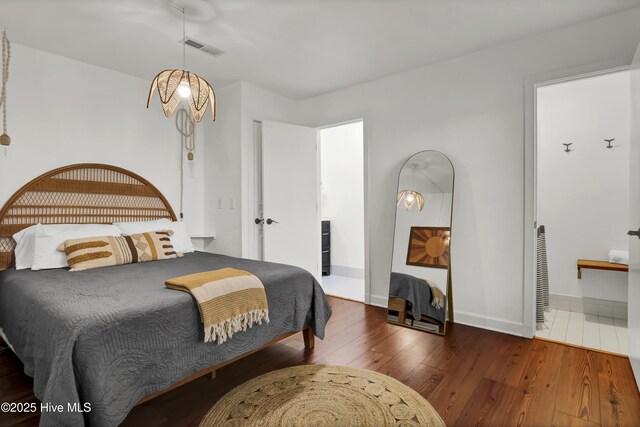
left=387, top=271, right=453, bottom=335
left=0, top=163, right=316, bottom=404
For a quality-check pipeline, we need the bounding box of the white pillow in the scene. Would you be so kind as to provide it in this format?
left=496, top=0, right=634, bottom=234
left=32, top=224, right=122, bottom=270
left=113, top=218, right=171, bottom=235
left=168, top=221, right=194, bottom=254
left=115, top=219, right=194, bottom=253
left=12, top=224, right=42, bottom=270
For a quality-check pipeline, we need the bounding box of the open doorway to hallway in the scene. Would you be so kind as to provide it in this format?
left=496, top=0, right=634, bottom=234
left=319, top=120, right=365, bottom=302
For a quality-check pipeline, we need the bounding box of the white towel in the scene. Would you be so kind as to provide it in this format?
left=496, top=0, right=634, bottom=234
left=608, top=250, right=629, bottom=265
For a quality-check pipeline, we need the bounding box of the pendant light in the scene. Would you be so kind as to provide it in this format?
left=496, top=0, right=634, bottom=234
left=397, top=189, right=425, bottom=211
left=147, top=3, right=216, bottom=123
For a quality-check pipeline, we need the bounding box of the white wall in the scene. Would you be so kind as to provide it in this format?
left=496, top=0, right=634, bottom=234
left=320, top=121, right=365, bottom=275
left=537, top=71, right=630, bottom=302
left=294, top=7, right=640, bottom=335
left=0, top=43, right=204, bottom=232
left=202, top=82, right=243, bottom=256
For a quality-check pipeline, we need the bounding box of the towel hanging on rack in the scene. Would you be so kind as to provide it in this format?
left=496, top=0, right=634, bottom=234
left=536, top=225, right=550, bottom=329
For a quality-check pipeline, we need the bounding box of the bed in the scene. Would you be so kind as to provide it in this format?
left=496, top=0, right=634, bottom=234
left=0, top=164, right=332, bottom=427
left=388, top=272, right=445, bottom=332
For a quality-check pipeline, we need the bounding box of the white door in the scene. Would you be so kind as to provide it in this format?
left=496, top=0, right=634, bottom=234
left=629, top=42, right=640, bottom=386
left=261, top=120, right=321, bottom=280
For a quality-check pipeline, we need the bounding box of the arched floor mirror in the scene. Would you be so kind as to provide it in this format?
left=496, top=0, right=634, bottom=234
left=387, top=150, right=454, bottom=335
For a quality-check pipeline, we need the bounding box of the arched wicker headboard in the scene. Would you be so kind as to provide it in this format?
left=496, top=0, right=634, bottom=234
left=0, top=163, right=177, bottom=270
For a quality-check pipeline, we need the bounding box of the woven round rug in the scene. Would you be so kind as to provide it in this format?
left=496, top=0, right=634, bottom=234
left=199, top=364, right=446, bottom=427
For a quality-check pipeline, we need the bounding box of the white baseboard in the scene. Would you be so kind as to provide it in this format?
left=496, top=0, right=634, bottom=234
left=453, top=310, right=524, bottom=337
left=369, top=293, right=388, bottom=308
left=549, top=293, right=627, bottom=319
left=367, top=295, right=524, bottom=337
left=331, top=265, right=365, bottom=279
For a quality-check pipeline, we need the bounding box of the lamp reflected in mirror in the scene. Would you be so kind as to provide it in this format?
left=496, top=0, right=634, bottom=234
left=397, top=189, right=424, bottom=211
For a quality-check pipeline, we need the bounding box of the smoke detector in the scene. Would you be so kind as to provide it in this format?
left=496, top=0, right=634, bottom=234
left=182, top=37, right=224, bottom=57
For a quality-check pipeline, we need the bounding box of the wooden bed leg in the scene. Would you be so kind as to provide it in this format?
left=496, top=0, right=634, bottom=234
left=303, top=326, right=315, bottom=350
left=210, top=370, right=216, bottom=380
left=398, top=305, right=407, bottom=324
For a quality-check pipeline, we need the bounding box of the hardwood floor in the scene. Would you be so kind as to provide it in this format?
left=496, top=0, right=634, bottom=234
left=1, top=296, right=639, bottom=426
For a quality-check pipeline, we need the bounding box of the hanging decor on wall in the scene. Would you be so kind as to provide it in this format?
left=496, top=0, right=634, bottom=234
left=604, top=138, right=615, bottom=149
left=562, top=142, right=573, bottom=153
left=147, top=4, right=216, bottom=123
left=397, top=189, right=425, bottom=211
left=0, top=29, right=10, bottom=147
left=176, top=107, right=195, bottom=160
left=175, top=107, right=195, bottom=220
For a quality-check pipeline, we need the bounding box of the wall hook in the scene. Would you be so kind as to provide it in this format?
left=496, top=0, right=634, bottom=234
left=604, top=138, right=615, bottom=149
left=562, top=143, right=573, bottom=153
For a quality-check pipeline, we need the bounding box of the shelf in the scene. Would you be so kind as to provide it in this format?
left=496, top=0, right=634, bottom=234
left=190, top=233, right=216, bottom=239
left=577, top=259, right=628, bottom=279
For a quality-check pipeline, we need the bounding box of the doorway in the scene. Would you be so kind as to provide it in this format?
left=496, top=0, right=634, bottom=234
left=533, top=70, right=630, bottom=354
left=318, top=120, right=365, bottom=302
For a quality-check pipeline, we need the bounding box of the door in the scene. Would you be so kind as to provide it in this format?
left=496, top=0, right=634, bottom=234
left=629, top=42, right=640, bottom=386
left=261, top=120, right=321, bottom=279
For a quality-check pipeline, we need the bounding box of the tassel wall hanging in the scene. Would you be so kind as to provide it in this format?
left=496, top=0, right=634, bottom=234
left=0, top=30, right=10, bottom=148
left=175, top=107, right=195, bottom=220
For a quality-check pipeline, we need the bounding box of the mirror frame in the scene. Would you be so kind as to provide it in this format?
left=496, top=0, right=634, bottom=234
left=387, top=150, right=455, bottom=335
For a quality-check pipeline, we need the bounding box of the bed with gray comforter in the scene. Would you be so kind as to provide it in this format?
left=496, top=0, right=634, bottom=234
left=0, top=251, right=332, bottom=427
left=389, top=271, right=444, bottom=324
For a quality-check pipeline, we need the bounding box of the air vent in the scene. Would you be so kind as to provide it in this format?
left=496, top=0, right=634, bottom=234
left=182, top=37, right=224, bottom=57
left=184, top=39, right=204, bottom=49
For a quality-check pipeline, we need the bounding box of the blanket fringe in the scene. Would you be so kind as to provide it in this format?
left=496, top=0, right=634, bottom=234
left=204, top=309, right=270, bottom=344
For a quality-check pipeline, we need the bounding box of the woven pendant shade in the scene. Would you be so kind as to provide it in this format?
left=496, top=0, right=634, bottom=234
left=147, top=69, right=216, bottom=123
left=397, top=189, right=425, bottom=211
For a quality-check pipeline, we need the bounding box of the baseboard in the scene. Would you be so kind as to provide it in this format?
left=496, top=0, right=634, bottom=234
left=330, top=265, right=365, bottom=279
left=369, top=293, right=388, bottom=308
left=452, top=310, right=524, bottom=337
left=550, top=293, right=627, bottom=319
left=367, top=295, right=524, bottom=337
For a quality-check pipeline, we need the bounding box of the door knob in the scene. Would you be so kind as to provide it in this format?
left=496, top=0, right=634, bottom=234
left=254, top=218, right=264, bottom=225
left=628, top=228, right=640, bottom=238
left=266, top=218, right=279, bottom=225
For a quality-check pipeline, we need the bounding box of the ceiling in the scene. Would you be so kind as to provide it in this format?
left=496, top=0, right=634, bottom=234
left=1, top=0, right=639, bottom=99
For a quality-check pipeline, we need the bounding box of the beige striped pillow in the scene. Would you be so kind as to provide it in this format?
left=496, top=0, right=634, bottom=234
left=57, top=230, right=182, bottom=272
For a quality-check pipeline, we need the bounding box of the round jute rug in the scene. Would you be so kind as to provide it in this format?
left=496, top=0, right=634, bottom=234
left=199, top=364, right=446, bottom=427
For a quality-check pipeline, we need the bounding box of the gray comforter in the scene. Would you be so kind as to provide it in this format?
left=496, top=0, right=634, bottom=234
left=389, top=272, right=444, bottom=324
left=0, top=251, right=331, bottom=427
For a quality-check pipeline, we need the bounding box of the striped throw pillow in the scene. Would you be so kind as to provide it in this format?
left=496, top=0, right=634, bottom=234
left=57, top=230, right=182, bottom=272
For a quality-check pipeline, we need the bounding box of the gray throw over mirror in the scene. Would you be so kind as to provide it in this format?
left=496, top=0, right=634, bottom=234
left=387, top=150, right=454, bottom=335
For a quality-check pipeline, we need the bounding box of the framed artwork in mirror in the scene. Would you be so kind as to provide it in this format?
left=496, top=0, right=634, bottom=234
left=406, top=226, right=450, bottom=268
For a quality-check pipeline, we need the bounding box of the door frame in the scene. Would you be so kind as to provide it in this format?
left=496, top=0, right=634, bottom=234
left=523, top=60, right=631, bottom=338
left=315, top=115, right=372, bottom=305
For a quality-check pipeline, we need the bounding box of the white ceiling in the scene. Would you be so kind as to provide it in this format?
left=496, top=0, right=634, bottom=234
left=1, top=0, right=639, bottom=99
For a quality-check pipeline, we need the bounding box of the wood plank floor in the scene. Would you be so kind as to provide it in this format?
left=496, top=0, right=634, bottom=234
left=1, top=296, right=639, bottom=426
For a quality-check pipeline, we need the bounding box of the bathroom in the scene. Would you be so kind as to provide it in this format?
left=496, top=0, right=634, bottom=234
left=535, top=69, right=630, bottom=354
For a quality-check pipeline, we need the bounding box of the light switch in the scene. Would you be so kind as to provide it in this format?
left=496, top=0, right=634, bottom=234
left=218, top=199, right=222, bottom=209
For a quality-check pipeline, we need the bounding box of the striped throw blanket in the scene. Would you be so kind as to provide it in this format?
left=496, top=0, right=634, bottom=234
left=165, top=268, right=269, bottom=344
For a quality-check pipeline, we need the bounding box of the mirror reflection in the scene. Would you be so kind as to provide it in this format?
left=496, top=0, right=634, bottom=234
left=387, top=150, right=454, bottom=335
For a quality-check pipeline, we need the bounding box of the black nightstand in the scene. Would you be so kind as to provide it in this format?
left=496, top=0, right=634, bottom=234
left=322, top=220, right=331, bottom=276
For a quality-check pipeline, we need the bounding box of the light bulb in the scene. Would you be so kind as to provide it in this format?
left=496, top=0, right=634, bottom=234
left=406, top=193, right=415, bottom=203
left=178, top=81, right=191, bottom=98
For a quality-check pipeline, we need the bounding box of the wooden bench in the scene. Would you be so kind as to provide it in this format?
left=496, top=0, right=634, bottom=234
left=577, top=259, right=628, bottom=279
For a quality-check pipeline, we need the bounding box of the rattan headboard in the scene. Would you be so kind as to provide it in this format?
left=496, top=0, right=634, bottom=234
left=0, top=163, right=177, bottom=270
